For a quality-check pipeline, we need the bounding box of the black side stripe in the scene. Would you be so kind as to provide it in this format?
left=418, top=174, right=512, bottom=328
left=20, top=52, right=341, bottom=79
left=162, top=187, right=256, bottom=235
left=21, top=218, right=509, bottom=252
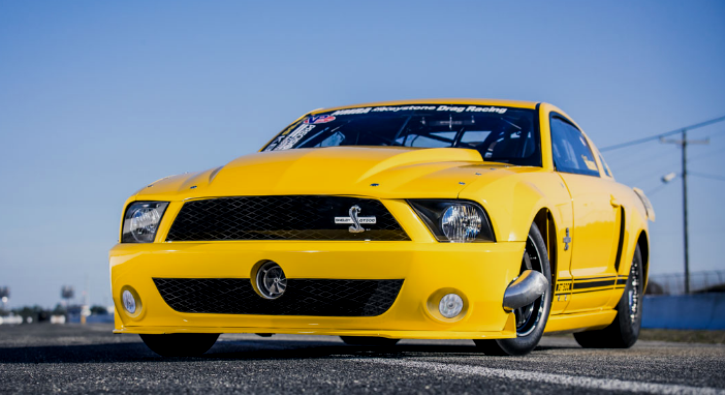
left=573, top=279, right=616, bottom=290
left=554, top=275, right=629, bottom=296
left=570, top=289, right=615, bottom=295
left=573, top=276, right=617, bottom=281
left=558, top=275, right=625, bottom=283
left=555, top=275, right=629, bottom=295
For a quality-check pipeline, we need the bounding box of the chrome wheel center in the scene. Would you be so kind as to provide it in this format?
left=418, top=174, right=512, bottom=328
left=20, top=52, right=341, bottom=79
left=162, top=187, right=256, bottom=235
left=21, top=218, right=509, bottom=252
left=628, top=259, right=640, bottom=326
left=256, top=261, right=287, bottom=299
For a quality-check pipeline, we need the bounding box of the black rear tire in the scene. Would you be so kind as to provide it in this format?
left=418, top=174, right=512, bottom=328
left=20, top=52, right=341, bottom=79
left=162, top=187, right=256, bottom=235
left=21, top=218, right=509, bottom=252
left=340, top=336, right=399, bottom=347
left=574, top=245, right=643, bottom=348
left=474, top=222, right=552, bottom=356
left=140, top=333, right=219, bottom=357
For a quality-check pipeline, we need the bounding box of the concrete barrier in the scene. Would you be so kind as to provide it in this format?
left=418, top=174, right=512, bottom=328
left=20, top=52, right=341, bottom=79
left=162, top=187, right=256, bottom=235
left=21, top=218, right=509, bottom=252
left=0, top=316, right=23, bottom=325
left=642, top=294, right=725, bottom=330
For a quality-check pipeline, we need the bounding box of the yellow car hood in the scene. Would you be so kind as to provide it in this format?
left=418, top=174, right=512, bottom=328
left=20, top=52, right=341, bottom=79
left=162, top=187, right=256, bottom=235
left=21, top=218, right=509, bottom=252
left=135, top=147, right=509, bottom=200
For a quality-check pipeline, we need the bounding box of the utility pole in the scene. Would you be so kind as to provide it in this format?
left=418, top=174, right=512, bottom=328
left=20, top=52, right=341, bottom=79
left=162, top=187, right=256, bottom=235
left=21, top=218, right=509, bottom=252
left=661, top=132, right=709, bottom=294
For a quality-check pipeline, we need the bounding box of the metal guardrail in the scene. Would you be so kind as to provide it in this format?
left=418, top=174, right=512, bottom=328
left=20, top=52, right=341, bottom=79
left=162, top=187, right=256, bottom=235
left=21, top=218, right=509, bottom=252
left=647, top=270, right=725, bottom=295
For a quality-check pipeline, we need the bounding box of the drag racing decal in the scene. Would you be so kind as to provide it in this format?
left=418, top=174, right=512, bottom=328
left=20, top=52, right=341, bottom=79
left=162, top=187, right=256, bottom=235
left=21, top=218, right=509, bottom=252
left=555, top=281, right=572, bottom=294
left=555, top=280, right=573, bottom=302
left=331, top=105, right=509, bottom=116
left=331, top=107, right=372, bottom=116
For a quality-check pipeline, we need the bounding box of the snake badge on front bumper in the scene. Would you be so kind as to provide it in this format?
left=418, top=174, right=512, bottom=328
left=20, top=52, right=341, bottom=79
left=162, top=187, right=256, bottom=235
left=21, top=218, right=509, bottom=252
left=334, top=205, right=377, bottom=233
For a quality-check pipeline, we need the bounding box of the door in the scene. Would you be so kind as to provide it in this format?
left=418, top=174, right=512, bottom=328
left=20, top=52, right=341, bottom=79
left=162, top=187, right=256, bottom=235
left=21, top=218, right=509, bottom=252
left=549, top=115, right=621, bottom=313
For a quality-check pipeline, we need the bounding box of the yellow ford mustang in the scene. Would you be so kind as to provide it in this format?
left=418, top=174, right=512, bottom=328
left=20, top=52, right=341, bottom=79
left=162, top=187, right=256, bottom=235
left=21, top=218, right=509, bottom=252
left=110, top=99, right=655, bottom=357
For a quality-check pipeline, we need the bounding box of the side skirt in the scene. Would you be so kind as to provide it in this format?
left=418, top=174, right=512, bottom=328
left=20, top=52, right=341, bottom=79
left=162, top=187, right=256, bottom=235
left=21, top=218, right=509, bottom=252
left=544, top=309, right=617, bottom=333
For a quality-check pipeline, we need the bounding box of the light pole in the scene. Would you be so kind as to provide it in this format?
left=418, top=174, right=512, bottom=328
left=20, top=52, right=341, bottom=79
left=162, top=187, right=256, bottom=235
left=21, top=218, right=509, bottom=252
left=661, top=132, right=709, bottom=294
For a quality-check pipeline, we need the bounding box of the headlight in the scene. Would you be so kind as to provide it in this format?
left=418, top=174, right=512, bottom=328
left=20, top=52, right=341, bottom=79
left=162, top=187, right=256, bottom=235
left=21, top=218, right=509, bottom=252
left=408, top=200, right=495, bottom=243
left=122, top=201, right=169, bottom=243
left=441, top=205, right=482, bottom=242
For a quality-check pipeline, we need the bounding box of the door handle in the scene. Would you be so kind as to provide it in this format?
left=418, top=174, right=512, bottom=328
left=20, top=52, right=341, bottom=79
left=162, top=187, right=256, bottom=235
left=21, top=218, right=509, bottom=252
left=610, top=195, right=621, bottom=208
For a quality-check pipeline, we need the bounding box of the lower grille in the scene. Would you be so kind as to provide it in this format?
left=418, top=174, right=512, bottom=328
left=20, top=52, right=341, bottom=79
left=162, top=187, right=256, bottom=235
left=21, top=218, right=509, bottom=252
left=153, top=278, right=404, bottom=317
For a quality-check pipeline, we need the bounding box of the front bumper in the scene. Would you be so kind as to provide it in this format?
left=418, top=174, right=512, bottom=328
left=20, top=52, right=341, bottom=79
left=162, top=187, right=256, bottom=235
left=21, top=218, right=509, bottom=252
left=110, top=241, right=524, bottom=339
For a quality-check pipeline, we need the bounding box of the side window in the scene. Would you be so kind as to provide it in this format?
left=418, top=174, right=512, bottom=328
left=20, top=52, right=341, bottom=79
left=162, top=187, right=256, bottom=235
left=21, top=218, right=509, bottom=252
left=550, top=116, right=600, bottom=177
left=598, top=152, right=612, bottom=177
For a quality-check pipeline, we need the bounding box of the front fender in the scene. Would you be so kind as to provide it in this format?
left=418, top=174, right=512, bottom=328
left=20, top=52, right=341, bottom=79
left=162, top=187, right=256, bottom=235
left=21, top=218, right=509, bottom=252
left=458, top=170, right=573, bottom=243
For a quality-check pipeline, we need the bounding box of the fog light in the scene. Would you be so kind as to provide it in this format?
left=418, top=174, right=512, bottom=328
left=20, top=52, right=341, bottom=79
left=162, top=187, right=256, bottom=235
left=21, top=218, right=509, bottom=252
left=439, top=293, right=463, bottom=318
left=122, top=290, right=136, bottom=314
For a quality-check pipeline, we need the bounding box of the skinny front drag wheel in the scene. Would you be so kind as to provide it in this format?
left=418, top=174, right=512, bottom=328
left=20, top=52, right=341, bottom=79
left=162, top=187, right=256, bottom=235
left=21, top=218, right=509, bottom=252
left=475, top=222, right=552, bottom=356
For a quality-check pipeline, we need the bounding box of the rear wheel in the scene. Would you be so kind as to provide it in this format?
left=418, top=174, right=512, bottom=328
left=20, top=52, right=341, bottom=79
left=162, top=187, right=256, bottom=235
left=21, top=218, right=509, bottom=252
left=475, top=222, right=552, bottom=356
left=140, top=333, right=219, bottom=357
left=574, top=245, right=643, bottom=348
left=340, top=336, right=399, bottom=347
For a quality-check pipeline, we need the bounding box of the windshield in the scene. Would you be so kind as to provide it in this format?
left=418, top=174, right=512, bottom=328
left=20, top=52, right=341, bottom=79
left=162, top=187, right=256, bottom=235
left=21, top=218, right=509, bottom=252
left=263, top=104, right=540, bottom=166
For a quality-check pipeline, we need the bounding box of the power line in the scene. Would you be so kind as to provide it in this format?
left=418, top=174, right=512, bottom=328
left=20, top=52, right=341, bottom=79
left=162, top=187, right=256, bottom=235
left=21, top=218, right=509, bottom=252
left=690, top=172, right=725, bottom=182
left=613, top=142, right=723, bottom=185
left=602, top=138, right=661, bottom=159
left=600, top=115, right=725, bottom=152
left=621, top=165, right=677, bottom=187
left=609, top=147, right=674, bottom=172
left=688, top=146, right=725, bottom=164
left=646, top=182, right=670, bottom=196
left=704, top=130, right=725, bottom=140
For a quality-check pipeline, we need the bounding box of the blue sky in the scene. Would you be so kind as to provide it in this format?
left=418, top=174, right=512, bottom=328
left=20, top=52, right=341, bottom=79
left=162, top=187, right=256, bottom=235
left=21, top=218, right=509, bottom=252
left=1, top=1, right=724, bottom=307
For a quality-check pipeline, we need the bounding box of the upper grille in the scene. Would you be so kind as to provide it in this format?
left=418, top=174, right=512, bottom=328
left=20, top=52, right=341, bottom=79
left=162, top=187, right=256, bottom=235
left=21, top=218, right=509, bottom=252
left=153, top=278, right=404, bottom=317
left=166, top=196, right=409, bottom=242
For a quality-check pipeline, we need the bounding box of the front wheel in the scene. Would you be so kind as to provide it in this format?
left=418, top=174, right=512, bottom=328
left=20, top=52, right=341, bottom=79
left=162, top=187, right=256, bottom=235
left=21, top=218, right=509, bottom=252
left=574, top=245, right=643, bottom=348
left=475, top=222, right=552, bottom=356
left=140, top=333, right=219, bottom=357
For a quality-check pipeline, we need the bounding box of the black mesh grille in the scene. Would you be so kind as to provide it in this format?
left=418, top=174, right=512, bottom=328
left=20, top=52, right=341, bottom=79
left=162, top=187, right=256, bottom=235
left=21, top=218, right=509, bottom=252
left=153, top=278, right=404, bottom=317
left=166, top=196, right=409, bottom=242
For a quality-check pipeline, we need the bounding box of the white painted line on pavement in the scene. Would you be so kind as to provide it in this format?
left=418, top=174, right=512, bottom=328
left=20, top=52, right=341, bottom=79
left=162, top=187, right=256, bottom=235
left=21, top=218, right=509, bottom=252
left=354, top=358, right=725, bottom=395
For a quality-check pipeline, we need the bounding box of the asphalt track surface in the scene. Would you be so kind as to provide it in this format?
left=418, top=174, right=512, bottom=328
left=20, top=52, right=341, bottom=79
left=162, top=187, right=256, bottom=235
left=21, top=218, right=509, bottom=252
left=1, top=324, right=724, bottom=394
